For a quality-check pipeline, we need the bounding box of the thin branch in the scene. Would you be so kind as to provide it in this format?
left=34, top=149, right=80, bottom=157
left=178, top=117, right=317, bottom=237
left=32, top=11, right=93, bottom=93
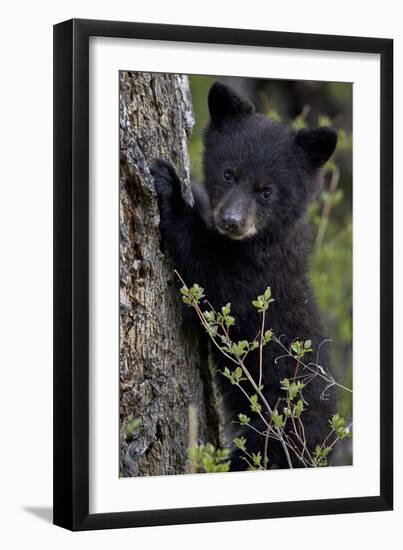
left=258, top=309, right=266, bottom=389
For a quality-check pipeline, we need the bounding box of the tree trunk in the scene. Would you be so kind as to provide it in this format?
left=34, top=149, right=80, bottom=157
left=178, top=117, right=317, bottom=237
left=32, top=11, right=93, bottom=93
left=119, top=72, right=221, bottom=477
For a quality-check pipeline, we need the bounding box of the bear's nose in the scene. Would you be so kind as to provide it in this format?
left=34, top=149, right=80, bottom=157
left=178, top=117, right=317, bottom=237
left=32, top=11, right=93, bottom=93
left=221, top=211, right=242, bottom=232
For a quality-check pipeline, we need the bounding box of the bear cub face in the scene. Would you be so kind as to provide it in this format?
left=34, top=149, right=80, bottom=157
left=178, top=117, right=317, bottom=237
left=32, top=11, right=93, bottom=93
left=203, top=82, right=337, bottom=241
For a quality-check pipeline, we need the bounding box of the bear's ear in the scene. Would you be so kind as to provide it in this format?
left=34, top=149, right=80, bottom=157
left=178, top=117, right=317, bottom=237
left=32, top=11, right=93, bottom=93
left=295, top=127, right=338, bottom=168
left=208, top=82, right=255, bottom=124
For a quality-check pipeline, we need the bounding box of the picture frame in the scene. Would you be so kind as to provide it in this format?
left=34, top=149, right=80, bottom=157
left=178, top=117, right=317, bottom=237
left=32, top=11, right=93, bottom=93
left=53, top=18, right=393, bottom=531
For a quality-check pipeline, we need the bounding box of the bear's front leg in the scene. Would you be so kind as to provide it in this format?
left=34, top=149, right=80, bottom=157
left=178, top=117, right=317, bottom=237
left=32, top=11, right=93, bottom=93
left=151, top=159, right=188, bottom=222
left=151, top=159, right=213, bottom=289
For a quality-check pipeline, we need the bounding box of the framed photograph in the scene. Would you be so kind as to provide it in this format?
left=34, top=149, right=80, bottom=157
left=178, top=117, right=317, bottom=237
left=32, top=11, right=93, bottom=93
left=53, top=19, right=393, bottom=530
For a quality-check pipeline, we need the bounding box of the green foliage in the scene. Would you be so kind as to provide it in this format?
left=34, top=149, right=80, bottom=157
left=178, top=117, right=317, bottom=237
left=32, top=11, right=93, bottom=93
left=280, top=378, right=305, bottom=400
left=310, top=214, right=352, bottom=420
left=310, top=219, right=352, bottom=347
left=233, top=436, right=247, bottom=452
left=252, top=287, right=274, bottom=313
left=329, top=413, right=352, bottom=440
left=250, top=394, right=262, bottom=414
left=283, top=399, right=304, bottom=418
left=188, top=444, right=231, bottom=473
left=251, top=452, right=262, bottom=468
left=180, top=283, right=205, bottom=306
left=293, top=399, right=304, bottom=417
left=188, top=75, right=216, bottom=182
left=222, top=366, right=247, bottom=384
left=223, top=340, right=250, bottom=358
left=203, top=302, right=235, bottom=338
left=180, top=279, right=353, bottom=471
left=336, top=129, right=353, bottom=151
left=318, top=115, right=332, bottom=127
left=238, top=413, right=251, bottom=425
left=292, top=115, right=308, bottom=129
left=312, top=445, right=331, bottom=467
left=290, top=339, right=312, bottom=360
left=272, top=410, right=286, bottom=429
left=263, top=330, right=273, bottom=344
left=178, top=274, right=351, bottom=472
left=124, top=417, right=142, bottom=439
left=267, top=107, right=281, bottom=122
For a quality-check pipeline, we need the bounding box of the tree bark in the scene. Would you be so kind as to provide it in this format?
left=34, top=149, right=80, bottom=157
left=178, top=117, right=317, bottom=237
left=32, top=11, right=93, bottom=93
left=119, top=72, right=221, bottom=477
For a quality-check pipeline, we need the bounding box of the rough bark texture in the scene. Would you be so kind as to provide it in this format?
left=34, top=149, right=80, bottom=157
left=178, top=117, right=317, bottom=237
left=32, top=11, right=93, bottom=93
left=119, top=72, right=221, bottom=477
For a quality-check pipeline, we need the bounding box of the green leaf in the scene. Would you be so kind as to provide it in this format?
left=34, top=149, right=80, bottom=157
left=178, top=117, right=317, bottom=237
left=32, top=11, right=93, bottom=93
left=292, top=116, right=308, bottom=130
left=251, top=452, right=262, bottom=467
left=180, top=283, right=205, bottom=307
left=329, top=413, right=352, bottom=440
left=234, top=366, right=243, bottom=382
left=189, top=283, right=205, bottom=303
left=233, top=436, right=247, bottom=452
left=268, top=109, right=281, bottom=122
left=293, top=399, right=304, bottom=417
left=251, top=288, right=275, bottom=313
left=312, top=445, right=331, bottom=467
left=222, top=367, right=231, bottom=380
left=125, top=417, right=142, bottom=436
left=207, top=325, right=218, bottom=337
left=263, top=330, right=273, bottom=344
left=281, top=378, right=304, bottom=400
left=250, top=394, right=262, bottom=414
left=238, top=413, right=250, bottom=426
left=221, top=366, right=246, bottom=385
left=203, top=310, right=216, bottom=323
left=188, top=443, right=231, bottom=473
left=290, top=341, right=301, bottom=355
left=318, top=115, right=332, bottom=127
left=234, top=340, right=249, bottom=357
left=272, top=410, right=285, bottom=429
left=225, top=315, right=235, bottom=328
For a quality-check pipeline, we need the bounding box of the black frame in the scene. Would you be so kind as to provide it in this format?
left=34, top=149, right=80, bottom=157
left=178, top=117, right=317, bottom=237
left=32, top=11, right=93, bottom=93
left=53, top=18, right=393, bottom=531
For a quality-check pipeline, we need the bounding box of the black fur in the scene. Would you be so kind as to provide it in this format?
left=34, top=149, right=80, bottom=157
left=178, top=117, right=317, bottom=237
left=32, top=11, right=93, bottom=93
left=151, top=82, right=338, bottom=470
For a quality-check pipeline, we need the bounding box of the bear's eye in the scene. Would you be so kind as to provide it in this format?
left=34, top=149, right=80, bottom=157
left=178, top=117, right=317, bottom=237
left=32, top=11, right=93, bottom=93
left=223, top=169, right=234, bottom=184
left=260, top=187, right=272, bottom=200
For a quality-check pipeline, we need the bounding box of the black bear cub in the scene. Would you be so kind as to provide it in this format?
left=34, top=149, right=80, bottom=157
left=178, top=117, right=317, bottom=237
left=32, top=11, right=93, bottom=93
left=152, top=82, right=338, bottom=470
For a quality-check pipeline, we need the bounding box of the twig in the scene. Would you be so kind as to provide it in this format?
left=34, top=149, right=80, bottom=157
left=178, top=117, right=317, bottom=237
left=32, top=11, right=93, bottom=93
left=273, top=335, right=352, bottom=394
left=175, top=271, right=352, bottom=471
left=258, top=309, right=266, bottom=389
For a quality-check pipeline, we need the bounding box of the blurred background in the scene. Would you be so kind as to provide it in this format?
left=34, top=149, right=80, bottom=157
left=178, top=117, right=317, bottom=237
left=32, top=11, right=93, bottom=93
left=188, top=75, right=353, bottom=431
